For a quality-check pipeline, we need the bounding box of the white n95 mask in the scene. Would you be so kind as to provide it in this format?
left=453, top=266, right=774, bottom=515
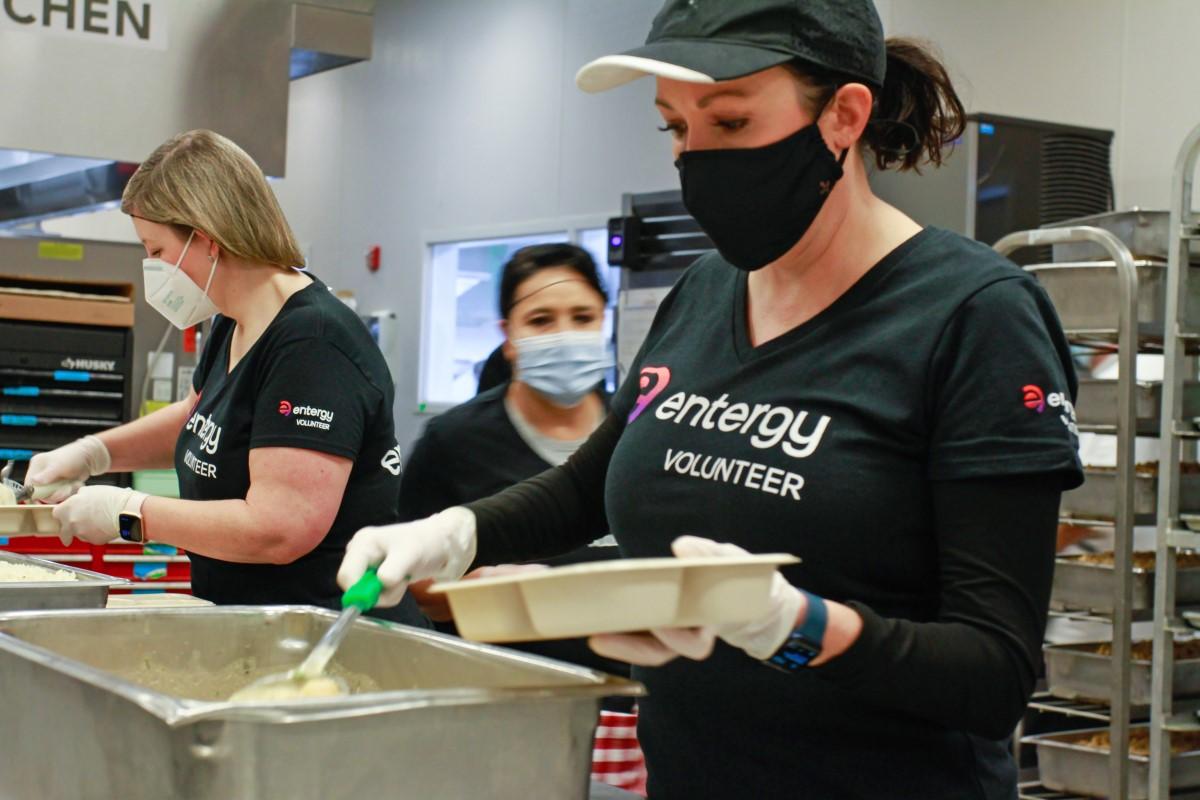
left=513, top=330, right=613, bottom=407
left=143, top=230, right=219, bottom=329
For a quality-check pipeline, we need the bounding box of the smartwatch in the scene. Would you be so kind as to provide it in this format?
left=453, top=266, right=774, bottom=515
left=764, top=590, right=828, bottom=672
left=118, top=510, right=145, bottom=544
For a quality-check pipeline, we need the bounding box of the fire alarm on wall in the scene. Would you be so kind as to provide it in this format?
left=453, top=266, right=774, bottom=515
left=366, top=245, right=381, bottom=272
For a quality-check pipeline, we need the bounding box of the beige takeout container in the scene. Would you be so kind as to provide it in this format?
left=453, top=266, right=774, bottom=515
left=429, top=554, right=800, bottom=642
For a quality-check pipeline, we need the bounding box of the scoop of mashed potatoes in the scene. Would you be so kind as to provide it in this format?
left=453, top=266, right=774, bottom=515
left=0, top=484, right=16, bottom=506
left=229, top=675, right=346, bottom=703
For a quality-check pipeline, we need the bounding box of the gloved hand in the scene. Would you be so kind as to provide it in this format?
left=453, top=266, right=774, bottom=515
left=337, top=507, right=478, bottom=608
left=26, top=435, right=111, bottom=503
left=52, top=486, right=146, bottom=546
left=589, top=535, right=806, bottom=667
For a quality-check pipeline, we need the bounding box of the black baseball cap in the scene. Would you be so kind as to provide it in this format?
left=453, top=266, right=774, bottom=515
left=575, top=0, right=886, bottom=94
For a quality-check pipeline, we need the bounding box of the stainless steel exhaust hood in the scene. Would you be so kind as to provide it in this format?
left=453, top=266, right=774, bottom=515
left=0, top=0, right=374, bottom=228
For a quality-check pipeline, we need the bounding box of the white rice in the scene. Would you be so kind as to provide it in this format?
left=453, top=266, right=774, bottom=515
left=0, top=562, right=78, bottom=582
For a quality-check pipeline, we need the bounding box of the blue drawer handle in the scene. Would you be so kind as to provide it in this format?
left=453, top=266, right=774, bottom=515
left=1, top=415, right=38, bottom=426
left=53, top=370, right=91, bottom=382
left=0, top=449, right=34, bottom=461
left=2, top=387, right=39, bottom=397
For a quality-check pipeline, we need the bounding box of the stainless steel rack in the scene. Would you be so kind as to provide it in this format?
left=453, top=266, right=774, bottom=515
left=1149, top=121, right=1200, bottom=799
left=996, top=225, right=1141, bottom=799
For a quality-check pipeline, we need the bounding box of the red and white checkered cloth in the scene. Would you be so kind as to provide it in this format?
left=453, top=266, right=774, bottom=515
left=591, top=708, right=647, bottom=795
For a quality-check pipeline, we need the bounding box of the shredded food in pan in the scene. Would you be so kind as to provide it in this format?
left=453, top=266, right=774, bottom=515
left=1075, top=729, right=1200, bottom=756
left=123, top=655, right=382, bottom=702
left=1092, top=640, right=1200, bottom=660
left=1072, top=551, right=1200, bottom=570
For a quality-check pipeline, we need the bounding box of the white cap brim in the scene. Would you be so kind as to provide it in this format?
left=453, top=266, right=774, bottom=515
left=575, top=55, right=716, bottom=94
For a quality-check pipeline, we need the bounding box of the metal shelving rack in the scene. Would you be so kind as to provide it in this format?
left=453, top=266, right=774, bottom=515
left=995, top=226, right=1140, bottom=800
left=1149, top=121, right=1200, bottom=800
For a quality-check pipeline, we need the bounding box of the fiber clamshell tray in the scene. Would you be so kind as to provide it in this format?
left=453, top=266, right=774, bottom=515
left=0, top=504, right=59, bottom=536
left=428, top=554, right=800, bottom=642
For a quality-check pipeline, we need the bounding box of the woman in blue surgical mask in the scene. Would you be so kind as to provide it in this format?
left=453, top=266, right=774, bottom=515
left=399, top=244, right=612, bottom=529
left=397, top=243, right=641, bottom=789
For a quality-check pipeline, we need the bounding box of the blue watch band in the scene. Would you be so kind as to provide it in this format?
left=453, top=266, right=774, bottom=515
left=765, top=590, right=828, bottom=672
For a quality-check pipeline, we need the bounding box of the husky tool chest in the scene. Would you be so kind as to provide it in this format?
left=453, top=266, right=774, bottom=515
left=0, top=276, right=134, bottom=486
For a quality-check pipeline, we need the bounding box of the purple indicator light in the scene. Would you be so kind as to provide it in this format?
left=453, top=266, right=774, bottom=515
left=610, top=235, right=623, bottom=247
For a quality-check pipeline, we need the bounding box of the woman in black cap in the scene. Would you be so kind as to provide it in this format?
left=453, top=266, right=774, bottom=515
left=340, top=1, right=1082, bottom=797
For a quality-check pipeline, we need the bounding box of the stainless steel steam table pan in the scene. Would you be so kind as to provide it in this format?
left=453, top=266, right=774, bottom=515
left=0, top=550, right=127, bottom=611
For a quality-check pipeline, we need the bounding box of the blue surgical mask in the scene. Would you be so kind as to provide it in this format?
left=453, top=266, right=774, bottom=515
left=514, top=331, right=612, bottom=407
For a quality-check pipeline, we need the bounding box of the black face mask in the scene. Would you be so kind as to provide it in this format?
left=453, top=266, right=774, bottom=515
left=676, top=124, right=847, bottom=272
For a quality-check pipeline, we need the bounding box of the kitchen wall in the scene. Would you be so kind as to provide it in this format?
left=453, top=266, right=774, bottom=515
left=271, top=0, right=676, bottom=449
left=881, top=0, right=1200, bottom=210
left=39, top=0, right=1200, bottom=451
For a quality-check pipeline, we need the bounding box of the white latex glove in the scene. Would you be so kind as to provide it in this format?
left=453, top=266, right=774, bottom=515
left=337, top=507, right=478, bottom=608
left=26, top=435, right=111, bottom=503
left=590, top=535, right=806, bottom=667
left=52, top=486, right=146, bottom=546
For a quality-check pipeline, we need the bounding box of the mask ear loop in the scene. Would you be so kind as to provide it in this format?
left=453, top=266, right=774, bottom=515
left=173, top=230, right=197, bottom=274
left=200, top=249, right=219, bottom=297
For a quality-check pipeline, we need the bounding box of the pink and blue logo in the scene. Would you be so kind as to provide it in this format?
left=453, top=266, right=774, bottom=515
left=628, top=366, right=671, bottom=423
left=278, top=400, right=293, bottom=416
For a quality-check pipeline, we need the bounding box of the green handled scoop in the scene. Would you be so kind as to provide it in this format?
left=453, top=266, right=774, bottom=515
left=230, top=569, right=383, bottom=702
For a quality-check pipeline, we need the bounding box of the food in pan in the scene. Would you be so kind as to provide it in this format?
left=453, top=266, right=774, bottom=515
left=1075, top=728, right=1200, bottom=756
left=1087, top=461, right=1200, bottom=476
left=0, top=561, right=78, bottom=582
left=1072, top=551, right=1200, bottom=570
left=229, top=675, right=344, bottom=702
left=1093, top=639, right=1200, bottom=660
left=123, top=655, right=381, bottom=702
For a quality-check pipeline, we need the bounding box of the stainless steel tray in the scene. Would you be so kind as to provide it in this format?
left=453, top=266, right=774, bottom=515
left=1048, top=209, right=1200, bottom=264
left=1060, top=469, right=1200, bottom=524
left=0, top=551, right=127, bottom=611
left=0, top=606, right=645, bottom=800
left=1043, top=641, right=1200, bottom=706
left=1024, top=726, right=1200, bottom=799
left=1076, top=379, right=1200, bottom=434
left=1027, top=260, right=1200, bottom=341
left=1050, top=556, right=1200, bottom=614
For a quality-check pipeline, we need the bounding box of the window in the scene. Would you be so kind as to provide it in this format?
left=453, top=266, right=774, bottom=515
left=420, top=224, right=622, bottom=410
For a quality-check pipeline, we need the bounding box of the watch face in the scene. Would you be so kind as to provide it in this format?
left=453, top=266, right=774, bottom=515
left=119, top=513, right=142, bottom=543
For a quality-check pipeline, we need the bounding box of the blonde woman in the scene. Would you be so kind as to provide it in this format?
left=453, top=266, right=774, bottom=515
left=34, top=130, right=426, bottom=625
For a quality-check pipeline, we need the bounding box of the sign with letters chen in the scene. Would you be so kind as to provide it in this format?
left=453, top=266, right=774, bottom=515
left=0, top=0, right=168, bottom=50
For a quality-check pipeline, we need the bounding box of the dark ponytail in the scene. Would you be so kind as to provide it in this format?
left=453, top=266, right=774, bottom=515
left=864, top=38, right=965, bottom=172
left=789, top=37, right=965, bottom=173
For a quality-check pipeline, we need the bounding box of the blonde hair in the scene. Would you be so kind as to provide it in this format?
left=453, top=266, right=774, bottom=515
left=121, top=130, right=305, bottom=268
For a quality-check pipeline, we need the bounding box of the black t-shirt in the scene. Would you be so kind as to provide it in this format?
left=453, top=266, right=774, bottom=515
left=178, top=274, right=426, bottom=627
left=597, top=228, right=1082, bottom=798
left=398, top=385, right=546, bottom=523
left=399, top=385, right=631, bottom=691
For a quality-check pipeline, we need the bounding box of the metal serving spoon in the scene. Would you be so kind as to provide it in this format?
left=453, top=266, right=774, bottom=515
left=229, top=568, right=383, bottom=702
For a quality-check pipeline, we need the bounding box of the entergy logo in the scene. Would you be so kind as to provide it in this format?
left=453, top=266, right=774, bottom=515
left=1022, top=384, right=1046, bottom=413
left=278, top=400, right=293, bottom=417
left=628, top=366, right=672, bottom=423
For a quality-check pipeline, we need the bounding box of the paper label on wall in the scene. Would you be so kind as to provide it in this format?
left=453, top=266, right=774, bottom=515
left=616, top=287, right=674, bottom=384
left=0, top=1, right=168, bottom=50
left=176, top=366, right=194, bottom=401
left=36, top=242, right=84, bottom=262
